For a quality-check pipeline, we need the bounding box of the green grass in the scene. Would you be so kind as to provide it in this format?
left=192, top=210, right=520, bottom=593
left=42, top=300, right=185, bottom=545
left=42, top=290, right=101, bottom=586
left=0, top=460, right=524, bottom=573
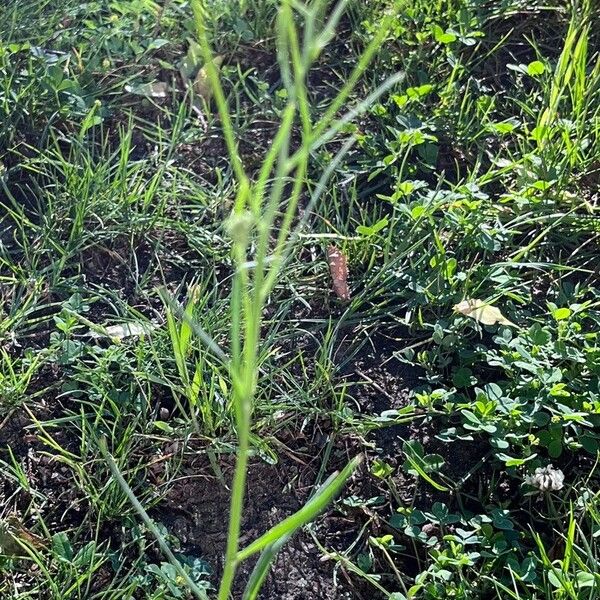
left=0, top=0, right=600, bottom=598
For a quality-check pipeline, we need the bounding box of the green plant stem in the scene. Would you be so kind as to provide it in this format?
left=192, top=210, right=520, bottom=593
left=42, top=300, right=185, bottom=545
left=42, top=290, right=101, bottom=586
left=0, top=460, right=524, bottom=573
left=187, top=3, right=398, bottom=598
left=99, top=437, right=208, bottom=600
left=218, top=397, right=250, bottom=600
left=191, top=0, right=248, bottom=190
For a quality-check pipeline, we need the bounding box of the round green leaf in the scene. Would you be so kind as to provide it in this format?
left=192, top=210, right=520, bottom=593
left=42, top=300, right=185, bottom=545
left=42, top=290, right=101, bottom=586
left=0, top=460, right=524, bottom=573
left=527, top=61, right=546, bottom=76
left=548, top=439, right=563, bottom=458
left=553, top=307, right=572, bottom=321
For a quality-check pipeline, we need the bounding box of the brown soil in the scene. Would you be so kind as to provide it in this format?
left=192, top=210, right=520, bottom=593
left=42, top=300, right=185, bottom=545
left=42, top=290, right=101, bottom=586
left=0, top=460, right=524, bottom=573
left=157, top=432, right=362, bottom=599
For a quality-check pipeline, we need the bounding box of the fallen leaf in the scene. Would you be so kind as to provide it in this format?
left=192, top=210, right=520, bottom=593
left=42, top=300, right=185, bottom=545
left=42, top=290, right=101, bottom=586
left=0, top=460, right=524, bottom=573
left=0, top=515, right=46, bottom=556
left=453, top=299, right=516, bottom=327
left=124, top=81, right=170, bottom=99
left=193, top=55, right=224, bottom=105
left=328, top=245, right=350, bottom=301
left=89, top=321, right=159, bottom=341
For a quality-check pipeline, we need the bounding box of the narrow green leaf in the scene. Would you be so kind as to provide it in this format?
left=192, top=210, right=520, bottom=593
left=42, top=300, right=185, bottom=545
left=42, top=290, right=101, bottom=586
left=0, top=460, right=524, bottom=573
left=237, top=456, right=361, bottom=562
left=99, top=438, right=208, bottom=600
left=403, top=445, right=448, bottom=492
left=166, top=307, right=188, bottom=384
left=179, top=287, right=198, bottom=357
left=242, top=535, right=290, bottom=600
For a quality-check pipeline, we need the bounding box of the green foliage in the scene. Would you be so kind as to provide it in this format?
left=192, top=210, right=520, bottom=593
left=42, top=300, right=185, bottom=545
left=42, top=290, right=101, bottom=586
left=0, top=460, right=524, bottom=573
left=1, top=0, right=600, bottom=599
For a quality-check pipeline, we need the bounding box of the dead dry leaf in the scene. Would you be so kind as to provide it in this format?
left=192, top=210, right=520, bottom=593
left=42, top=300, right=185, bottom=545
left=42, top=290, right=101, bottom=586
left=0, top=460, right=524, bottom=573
left=89, top=321, right=159, bottom=341
left=124, top=81, right=170, bottom=99
left=0, top=515, right=46, bottom=556
left=453, top=299, right=516, bottom=327
left=328, top=245, right=350, bottom=301
left=193, top=55, right=224, bottom=105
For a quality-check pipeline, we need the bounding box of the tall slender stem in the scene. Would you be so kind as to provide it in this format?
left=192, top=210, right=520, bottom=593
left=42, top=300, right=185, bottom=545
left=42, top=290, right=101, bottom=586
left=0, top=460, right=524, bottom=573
left=217, top=395, right=250, bottom=600
left=187, top=3, right=397, bottom=598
